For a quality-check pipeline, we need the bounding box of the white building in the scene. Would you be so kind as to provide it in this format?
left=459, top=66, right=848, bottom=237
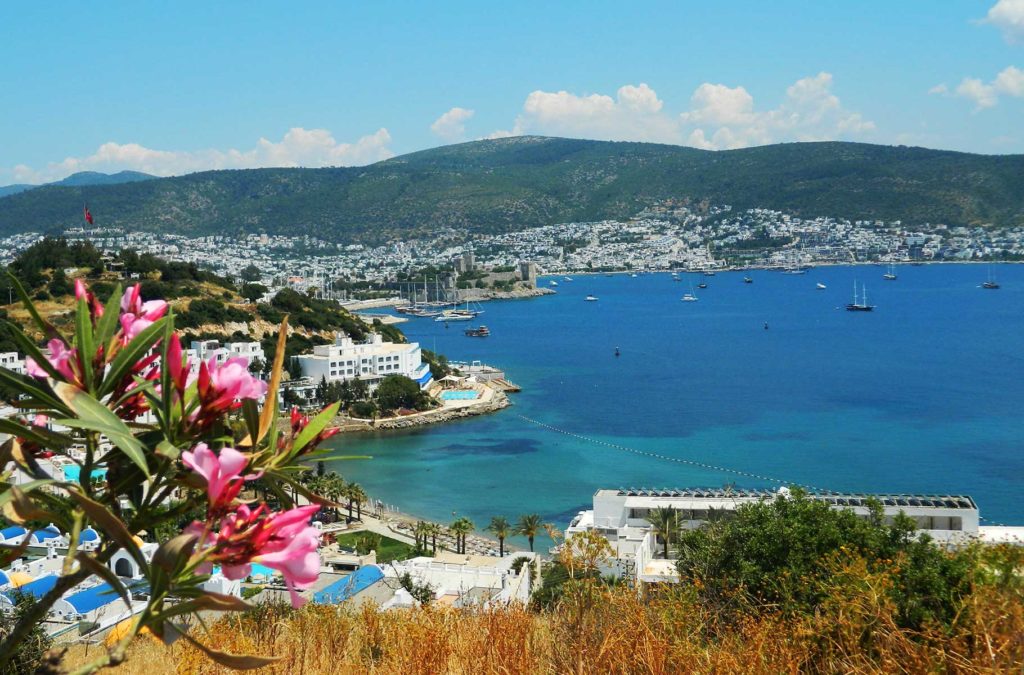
left=186, top=340, right=265, bottom=377
left=566, top=487, right=997, bottom=585
left=0, top=352, right=25, bottom=375
left=295, top=333, right=432, bottom=390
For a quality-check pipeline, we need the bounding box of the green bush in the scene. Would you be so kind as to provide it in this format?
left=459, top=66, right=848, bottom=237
left=675, top=489, right=976, bottom=629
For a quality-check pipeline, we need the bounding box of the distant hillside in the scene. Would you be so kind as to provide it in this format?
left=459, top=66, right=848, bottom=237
left=0, top=137, right=1022, bottom=241
left=0, top=170, right=155, bottom=201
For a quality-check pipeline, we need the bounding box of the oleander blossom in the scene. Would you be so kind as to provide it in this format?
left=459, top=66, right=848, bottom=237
left=181, top=445, right=321, bottom=606
left=193, top=357, right=267, bottom=428
left=119, top=284, right=168, bottom=342
left=25, top=338, right=80, bottom=385
left=182, top=443, right=249, bottom=511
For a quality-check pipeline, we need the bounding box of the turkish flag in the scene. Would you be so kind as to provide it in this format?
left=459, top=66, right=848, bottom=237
left=84, top=205, right=94, bottom=225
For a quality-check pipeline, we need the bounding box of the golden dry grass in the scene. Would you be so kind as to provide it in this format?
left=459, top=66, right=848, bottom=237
left=60, top=569, right=1024, bottom=675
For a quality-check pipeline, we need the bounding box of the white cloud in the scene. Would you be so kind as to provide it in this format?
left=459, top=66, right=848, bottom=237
left=430, top=107, right=475, bottom=141
left=928, top=83, right=949, bottom=95
left=946, top=66, right=1024, bottom=109
left=7, top=127, right=394, bottom=184
left=679, top=72, right=874, bottom=149
left=512, top=83, right=683, bottom=143
left=983, top=0, right=1024, bottom=44
left=497, top=74, right=873, bottom=150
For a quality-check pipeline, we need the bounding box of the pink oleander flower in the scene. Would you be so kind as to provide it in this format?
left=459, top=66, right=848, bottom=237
left=119, top=284, right=168, bottom=341
left=25, top=338, right=79, bottom=384
left=166, top=334, right=192, bottom=395
left=193, top=357, right=267, bottom=429
left=186, top=503, right=321, bottom=607
left=182, top=443, right=249, bottom=510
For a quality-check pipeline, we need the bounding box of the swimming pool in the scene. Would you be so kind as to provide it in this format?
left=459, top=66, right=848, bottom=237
left=314, top=565, right=384, bottom=604
left=440, top=390, right=479, bottom=401
left=212, top=563, right=277, bottom=579
left=62, top=466, right=107, bottom=482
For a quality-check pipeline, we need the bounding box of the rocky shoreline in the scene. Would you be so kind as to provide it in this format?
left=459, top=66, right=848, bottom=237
left=330, top=388, right=511, bottom=433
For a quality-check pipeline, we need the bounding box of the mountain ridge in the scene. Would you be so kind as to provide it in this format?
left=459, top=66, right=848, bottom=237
left=0, top=137, right=1021, bottom=242
left=0, top=170, right=156, bottom=200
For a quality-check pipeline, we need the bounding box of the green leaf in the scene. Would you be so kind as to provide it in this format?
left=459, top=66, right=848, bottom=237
left=54, top=382, right=150, bottom=477
left=292, top=401, right=340, bottom=454
left=0, top=478, right=57, bottom=509
left=0, top=366, right=69, bottom=412
left=74, top=296, right=95, bottom=385
left=240, top=398, right=260, bottom=445
left=93, top=282, right=124, bottom=348
left=156, top=440, right=180, bottom=460
left=97, top=316, right=168, bottom=399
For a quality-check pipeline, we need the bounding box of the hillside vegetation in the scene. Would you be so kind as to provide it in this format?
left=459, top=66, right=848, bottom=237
left=0, top=238, right=403, bottom=364
left=1, top=137, right=1022, bottom=242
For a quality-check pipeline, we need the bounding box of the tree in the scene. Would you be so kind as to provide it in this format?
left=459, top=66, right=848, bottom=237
left=646, top=506, right=681, bottom=560
left=426, top=523, right=442, bottom=553
left=375, top=374, right=429, bottom=413
left=240, top=264, right=262, bottom=282
left=282, top=386, right=301, bottom=408
left=240, top=282, right=268, bottom=302
left=674, top=488, right=971, bottom=628
left=450, top=517, right=474, bottom=555
left=349, top=483, right=367, bottom=520
left=486, top=516, right=512, bottom=557
left=516, top=514, right=543, bottom=552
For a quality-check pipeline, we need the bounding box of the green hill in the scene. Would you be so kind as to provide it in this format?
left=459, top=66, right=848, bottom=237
left=1, top=137, right=1022, bottom=241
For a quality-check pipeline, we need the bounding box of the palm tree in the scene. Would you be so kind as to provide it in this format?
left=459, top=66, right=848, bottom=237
left=426, top=523, right=441, bottom=553
left=646, top=506, right=681, bottom=559
left=450, top=517, right=474, bottom=554
left=349, top=483, right=367, bottom=520
left=413, top=520, right=430, bottom=551
left=516, top=514, right=543, bottom=552
left=342, top=483, right=358, bottom=522
left=486, top=516, right=511, bottom=557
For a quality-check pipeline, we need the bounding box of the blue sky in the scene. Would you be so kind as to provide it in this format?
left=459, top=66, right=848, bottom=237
left=2, top=0, right=1023, bottom=183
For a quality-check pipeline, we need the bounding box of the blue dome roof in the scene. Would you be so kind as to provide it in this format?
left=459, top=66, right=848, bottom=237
left=0, top=525, right=27, bottom=541
left=78, top=528, right=99, bottom=543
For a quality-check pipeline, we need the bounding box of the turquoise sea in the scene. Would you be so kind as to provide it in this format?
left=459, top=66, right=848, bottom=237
left=327, top=264, right=1024, bottom=536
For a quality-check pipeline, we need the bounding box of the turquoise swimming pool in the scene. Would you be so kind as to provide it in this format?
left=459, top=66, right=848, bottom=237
left=440, top=390, right=479, bottom=401
left=212, top=563, right=277, bottom=579
left=62, top=466, right=107, bottom=482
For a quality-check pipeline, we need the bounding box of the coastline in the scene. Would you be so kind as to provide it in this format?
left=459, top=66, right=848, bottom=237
left=329, top=386, right=512, bottom=435
left=545, top=259, right=1024, bottom=278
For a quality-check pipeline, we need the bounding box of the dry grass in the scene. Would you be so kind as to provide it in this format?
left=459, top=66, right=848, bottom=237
left=61, top=564, right=1024, bottom=675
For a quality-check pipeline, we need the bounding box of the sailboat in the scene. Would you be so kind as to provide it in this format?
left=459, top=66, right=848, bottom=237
left=743, top=275, right=753, bottom=284
left=816, top=282, right=827, bottom=290
left=846, top=281, right=875, bottom=312
left=883, top=263, right=897, bottom=280
left=982, top=267, right=1000, bottom=289
left=682, top=282, right=699, bottom=302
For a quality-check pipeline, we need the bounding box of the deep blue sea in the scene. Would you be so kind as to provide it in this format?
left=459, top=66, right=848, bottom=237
left=327, top=264, right=1024, bottom=535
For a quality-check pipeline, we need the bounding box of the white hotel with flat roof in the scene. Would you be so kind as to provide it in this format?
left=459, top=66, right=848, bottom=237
left=294, top=333, right=432, bottom=390
left=566, top=487, right=1018, bottom=585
